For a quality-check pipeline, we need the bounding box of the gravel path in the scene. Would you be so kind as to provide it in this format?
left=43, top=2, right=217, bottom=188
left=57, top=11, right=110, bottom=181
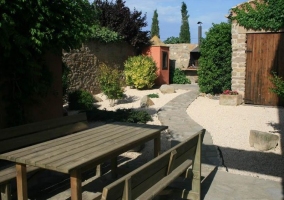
left=187, top=96, right=284, bottom=181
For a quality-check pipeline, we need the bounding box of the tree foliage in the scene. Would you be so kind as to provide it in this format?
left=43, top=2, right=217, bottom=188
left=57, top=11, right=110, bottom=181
left=94, top=0, right=150, bottom=50
left=198, top=22, right=232, bottom=94
left=231, top=0, right=284, bottom=31
left=91, top=25, right=123, bottom=43
left=0, top=0, right=95, bottom=126
left=179, top=2, right=190, bottom=43
left=151, top=9, right=160, bottom=38
left=163, top=36, right=181, bottom=44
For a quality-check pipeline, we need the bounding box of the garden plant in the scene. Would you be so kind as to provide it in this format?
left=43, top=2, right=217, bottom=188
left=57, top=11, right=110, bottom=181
left=124, top=55, right=157, bottom=89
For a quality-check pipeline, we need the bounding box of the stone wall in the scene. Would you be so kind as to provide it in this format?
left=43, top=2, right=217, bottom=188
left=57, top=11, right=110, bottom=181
left=63, top=41, right=135, bottom=95
left=165, top=44, right=198, bottom=69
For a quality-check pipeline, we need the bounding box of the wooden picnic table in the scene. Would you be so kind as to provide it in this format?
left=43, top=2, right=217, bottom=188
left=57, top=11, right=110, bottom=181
left=0, top=122, right=168, bottom=200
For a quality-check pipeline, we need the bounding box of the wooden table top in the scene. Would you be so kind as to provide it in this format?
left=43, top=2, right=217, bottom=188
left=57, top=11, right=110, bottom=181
left=0, top=122, right=168, bottom=174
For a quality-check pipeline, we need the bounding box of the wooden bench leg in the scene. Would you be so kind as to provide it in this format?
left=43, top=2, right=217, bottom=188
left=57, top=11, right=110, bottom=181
left=70, top=170, right=82, bottom=200
left=154, top=135, right=161, bottom=157
left=95, top=165, right=101, bottom=178
left=111, top=157, right=118, bottom=179
left=1, top=183, right=11, bottom=200
left=16, top=163, right=28, bottom=200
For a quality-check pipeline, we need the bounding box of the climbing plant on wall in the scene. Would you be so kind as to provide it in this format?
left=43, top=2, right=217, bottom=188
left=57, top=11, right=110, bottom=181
left=231, top=0, right=284, bottom=31
left=0, top=0, right=95, bottom=127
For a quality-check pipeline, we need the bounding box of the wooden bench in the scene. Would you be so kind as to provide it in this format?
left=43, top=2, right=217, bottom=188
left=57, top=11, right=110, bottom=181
left=0, top=113, right=89, bottom=200
left=101, top=129, right=205, bottom=200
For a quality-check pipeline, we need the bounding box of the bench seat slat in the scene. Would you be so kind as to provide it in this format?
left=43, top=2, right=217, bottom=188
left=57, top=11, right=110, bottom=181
left=136, top=159, right=192, bottom=200
left=0, top=113, right=87, bottom=141
left=0, top=165, right=39, bottom=184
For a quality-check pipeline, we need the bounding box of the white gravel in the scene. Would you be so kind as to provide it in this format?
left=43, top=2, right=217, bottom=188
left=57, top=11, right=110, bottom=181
left=187, top=96, right=284, bottom=182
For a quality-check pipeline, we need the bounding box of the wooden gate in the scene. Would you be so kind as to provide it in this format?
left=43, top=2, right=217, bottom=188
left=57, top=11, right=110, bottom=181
left=245, top=33, right=284, bottom=106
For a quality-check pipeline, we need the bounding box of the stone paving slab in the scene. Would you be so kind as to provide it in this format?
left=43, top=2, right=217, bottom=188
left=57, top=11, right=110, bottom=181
left=201, top=169, right=283, bottom=200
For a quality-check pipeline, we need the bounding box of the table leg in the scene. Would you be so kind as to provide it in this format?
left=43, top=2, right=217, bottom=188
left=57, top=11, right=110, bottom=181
left=16, top=163, right=28, bottom=200
left=154, top=134, right=161, bottom=157
left=111, top=157, right=118, bottom=178
left=70, top=170, right=82, bottom=200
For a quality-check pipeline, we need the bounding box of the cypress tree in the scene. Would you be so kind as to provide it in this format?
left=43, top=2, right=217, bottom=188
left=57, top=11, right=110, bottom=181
left=151, top=9, right=160, bottom=38
left=179, top=2, right=190, bottom=43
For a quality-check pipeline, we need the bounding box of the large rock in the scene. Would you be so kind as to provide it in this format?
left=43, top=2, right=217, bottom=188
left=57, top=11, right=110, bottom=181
left=249, top=130, right=279, bottom=151
left=140, top=95, right=154, bottom=108
left=93, top=95, right=103, bottom=102
left=159, top=85, right=175, bottom=94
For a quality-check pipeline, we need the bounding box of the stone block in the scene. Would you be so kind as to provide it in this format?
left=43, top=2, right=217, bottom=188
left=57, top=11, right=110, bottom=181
left=219, top=94, right=243, bottom=106
left=93, top=95, right=103, bottom=102
left=159, top=85, right=175, bottom=94
left=140, top=95, right=154, bottom=108
left=249, top=130, right=279, bottom=151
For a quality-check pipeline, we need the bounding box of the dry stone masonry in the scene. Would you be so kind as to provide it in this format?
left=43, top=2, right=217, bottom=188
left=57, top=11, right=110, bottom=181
left=62, top=41, right=134, bottom=95
left=165, top=44, right=197, bottom=69
left=231, top=23, right=247, bottom=96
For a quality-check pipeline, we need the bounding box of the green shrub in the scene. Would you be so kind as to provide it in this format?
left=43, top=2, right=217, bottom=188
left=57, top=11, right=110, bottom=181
left=147, top=93, right=159, bottom=98
left=198, top=22, right=232, bottom=94
left=124, top=55, right=157, bottom=89
left=163, top=36, right=181, bottom=44
left=270, top=72, right=284, bottom=98
left=68, top=90, right=95, bottom=110
left=86, top=108, right=152, bottom=124
left=98, top=63, right=125, bottom=102
left=170, top=68, right=191, bottom=84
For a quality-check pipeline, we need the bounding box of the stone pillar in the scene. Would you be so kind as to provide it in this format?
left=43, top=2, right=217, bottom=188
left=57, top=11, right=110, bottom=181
left=231, top=23, right=247, bottom=96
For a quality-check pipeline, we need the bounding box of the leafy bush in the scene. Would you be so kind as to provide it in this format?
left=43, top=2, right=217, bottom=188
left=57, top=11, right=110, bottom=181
left=91, top=25, right=123, bottom=43
left=198, top=22, right=232, bottom=94
left=68, top=90, right=95, bottom=110
left=270, top=72, right=284, bottom=98
left=124, top=55, right=157, bottom=89
left=170, top=68, right=191, bottom=84
left=163, top=36, right=181, bottom=44
left=98, top=63, right=125, bottom=102
left=86, top=108, right=152, bottom=124
left=147, top=93, right=159, bottom=98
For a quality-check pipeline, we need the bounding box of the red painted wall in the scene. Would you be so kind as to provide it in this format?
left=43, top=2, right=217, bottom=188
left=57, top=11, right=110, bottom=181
left=143, top=46, right=170, bottom=85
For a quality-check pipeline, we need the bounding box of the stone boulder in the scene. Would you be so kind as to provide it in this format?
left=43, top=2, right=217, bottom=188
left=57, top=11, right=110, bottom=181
left=93, top=95, right=103, bottom=102
left=140, top=95, right=154, bottom=108
left=249, top=130, right=279, bottom=151
left=159, top=85, right=175, bottom=94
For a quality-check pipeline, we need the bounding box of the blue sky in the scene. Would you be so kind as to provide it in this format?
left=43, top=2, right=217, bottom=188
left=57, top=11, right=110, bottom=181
left=90, top=0, right=247, bottom=43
